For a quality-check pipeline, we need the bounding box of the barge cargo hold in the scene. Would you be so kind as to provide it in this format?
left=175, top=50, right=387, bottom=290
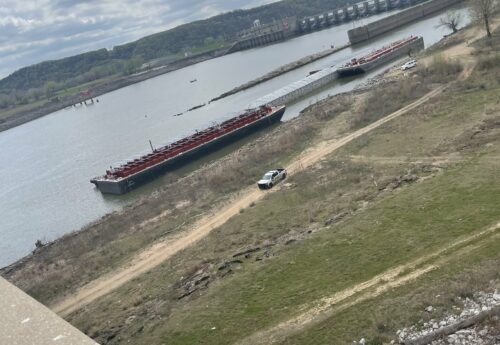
left=90, top=105, right=286, bottom=194
left=336, top=36, right=424, bottom=77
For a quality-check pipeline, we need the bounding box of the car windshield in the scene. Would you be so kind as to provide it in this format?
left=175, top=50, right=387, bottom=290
left=262, top=173, right=273, bottom=181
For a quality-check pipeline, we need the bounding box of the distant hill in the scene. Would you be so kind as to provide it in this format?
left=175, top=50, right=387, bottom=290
left=0, top=0, right=356, bottom=101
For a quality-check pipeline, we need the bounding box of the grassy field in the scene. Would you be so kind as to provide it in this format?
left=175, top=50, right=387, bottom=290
left=58, top=34, right=500, bottom=344
left=282, top=240, right=500, bottom=345
left=3, top=25, right=500, bottom=345
left=112, top=152, right=499, bottom=345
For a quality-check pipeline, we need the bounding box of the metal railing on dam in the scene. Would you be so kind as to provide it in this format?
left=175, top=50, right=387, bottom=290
left=297, top=0, right=424, bottom=32
left=348, top=0, right=464, bottom=43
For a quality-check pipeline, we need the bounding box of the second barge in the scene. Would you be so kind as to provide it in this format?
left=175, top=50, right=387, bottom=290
left=91, top=105, right=286, bottom=194
left=336, top=36, right=424, bottom=77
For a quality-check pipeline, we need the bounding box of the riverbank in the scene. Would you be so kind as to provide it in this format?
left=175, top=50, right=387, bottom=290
left=0, top=42, right=351, bottom=133
left=0, top=22, right=475, bottom=298
left=0, top=48, right=227, bottom=133
left=3, top=22, right=500, bottom=344
left=0, top=42, right=352, bottom=133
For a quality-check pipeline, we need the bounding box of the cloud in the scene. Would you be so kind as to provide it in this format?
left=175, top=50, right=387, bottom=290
left=0, top=0, right=280, bottom=79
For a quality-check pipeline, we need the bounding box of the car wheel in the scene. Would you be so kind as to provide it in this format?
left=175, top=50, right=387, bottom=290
left=283, top=173, right=287, bottom=180
left=269, top=183, right=273, bottom=189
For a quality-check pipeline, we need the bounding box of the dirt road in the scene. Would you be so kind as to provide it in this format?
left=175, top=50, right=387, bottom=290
left=52, top=77, right=452, bottom=316
left=52, top=26, right=486, bottom=316
left=233, top=29, right=497, bottom=344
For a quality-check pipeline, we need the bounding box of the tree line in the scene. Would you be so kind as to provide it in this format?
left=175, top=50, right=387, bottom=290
left=2, top=0, right=497, bottom=110
left=0, top=0, right=361, bottom=109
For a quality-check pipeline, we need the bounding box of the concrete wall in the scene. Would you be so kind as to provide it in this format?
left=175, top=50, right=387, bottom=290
left=227, top=31, right=286, bottom=53
left=0, top=277, right=98, bottom=345
left=348, top=0, right=463, bottom=44
left=264, top=69, right=339, bottom=107
left=228, top=17, right=297, bottom=53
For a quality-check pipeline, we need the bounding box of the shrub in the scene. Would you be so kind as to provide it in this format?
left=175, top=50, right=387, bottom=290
left=417, top=54, right=463, bottom=83
left=351, top=77, right=429, bottom=129
left=477, top=54, right=500, bottom=71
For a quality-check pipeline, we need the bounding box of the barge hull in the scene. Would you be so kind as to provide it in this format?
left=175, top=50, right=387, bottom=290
left=336, top=36, right=424, bottom=77
left=92, top=106, right=285, bottom=195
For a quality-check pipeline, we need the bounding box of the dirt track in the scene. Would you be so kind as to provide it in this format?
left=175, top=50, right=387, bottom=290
left=233, top=28, right=500, bottom=344
left=52, top=27, right=487, bottom=317
left=235, top=222, right=500, bottom=345
left=52, top=77, right=453, bottom=316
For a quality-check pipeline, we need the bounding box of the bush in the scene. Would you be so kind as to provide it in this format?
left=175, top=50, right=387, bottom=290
left=351, top=77, right=429, bottom=129
left=477, top=54, right=500, bottom=71
left=417, top=54, right=463, bottom=83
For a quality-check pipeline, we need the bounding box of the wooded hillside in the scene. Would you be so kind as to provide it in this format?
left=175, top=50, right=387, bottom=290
left=0, top=0, right=355, bottom=106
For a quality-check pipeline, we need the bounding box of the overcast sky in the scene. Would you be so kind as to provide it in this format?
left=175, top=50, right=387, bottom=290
left=0, top=0, right=279, bottom=79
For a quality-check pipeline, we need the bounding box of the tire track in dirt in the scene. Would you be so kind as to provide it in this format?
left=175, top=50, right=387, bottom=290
left=235, top=222, right=500, bottom=345
left=52, top=60, right=465, bottom=318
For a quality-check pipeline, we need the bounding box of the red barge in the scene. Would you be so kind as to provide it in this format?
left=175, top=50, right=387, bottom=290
left=91, top=105, right=286, bottom=194
left=336, top=36, right=424, bottom=77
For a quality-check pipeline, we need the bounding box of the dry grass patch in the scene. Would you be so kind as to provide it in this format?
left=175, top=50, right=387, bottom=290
left=417, top=54, right=464, bottom=83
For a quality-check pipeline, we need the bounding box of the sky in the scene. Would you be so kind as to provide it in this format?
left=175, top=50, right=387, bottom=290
left=0, top=0, right=280, bottom=79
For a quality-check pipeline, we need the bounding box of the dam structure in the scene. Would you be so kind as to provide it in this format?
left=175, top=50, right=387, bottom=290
left=227, top=0, right=427, bottom=53
left=348, top=0, right=464, bottom=43
left=297, top=0, right=420, bottom=32
left=227, top=17, right=298, bottom=53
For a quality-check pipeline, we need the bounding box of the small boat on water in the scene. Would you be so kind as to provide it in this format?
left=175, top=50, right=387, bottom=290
left=336, top=36, right=424, bottom=77
left=91, top=105, right=286, bottom=194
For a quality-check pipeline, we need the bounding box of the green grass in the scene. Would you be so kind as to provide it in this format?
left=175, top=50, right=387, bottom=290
left=68, top=68, right=500, bottom=343
left=8, top=33, right=500, bottom=345
left=0, top=99, right=47, bottom=120
left=281, top=240, right=500, bottom=345
left=141, top=154, right=500, bottom=345
left=338, top=85, right=500, bottom=158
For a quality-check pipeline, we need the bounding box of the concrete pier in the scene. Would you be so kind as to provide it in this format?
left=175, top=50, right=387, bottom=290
left=253, top=66, right=339, bottom=108
left=348, top=0, right=464, bottom=44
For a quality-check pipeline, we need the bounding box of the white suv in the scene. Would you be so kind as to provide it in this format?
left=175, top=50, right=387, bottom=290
left=401, top=59, right=417, bottom=71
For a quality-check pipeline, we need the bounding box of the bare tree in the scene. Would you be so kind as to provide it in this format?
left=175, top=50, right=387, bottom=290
left=437, top=11, right=463, bottom=33
left=469, top=0, right=497, bottom=38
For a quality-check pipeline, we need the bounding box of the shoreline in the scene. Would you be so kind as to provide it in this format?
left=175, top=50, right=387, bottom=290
left=0, top=48, right=227, bottom=133
left=0, top=19, right=475, bottom=270
left=0, top=64, right=395, bottom=273
left=0, top=32, right=463, bottom=271
left=0, top=43, right=351, bottom=134
left=0, top=0, right=464, bottom=134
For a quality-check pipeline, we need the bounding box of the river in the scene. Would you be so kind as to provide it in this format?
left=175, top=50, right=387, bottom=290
left=0, top=4, right=470, bottom=267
